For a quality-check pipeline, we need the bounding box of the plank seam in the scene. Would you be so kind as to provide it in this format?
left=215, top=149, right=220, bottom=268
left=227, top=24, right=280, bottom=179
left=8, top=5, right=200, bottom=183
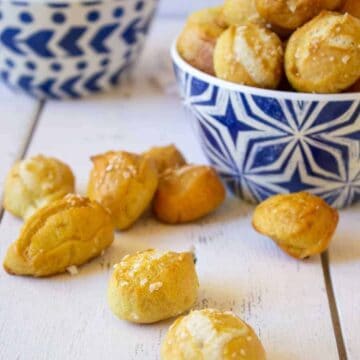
left=0, top=100, right=45, bottom=225
left=321, top=251, right=348, bottom=360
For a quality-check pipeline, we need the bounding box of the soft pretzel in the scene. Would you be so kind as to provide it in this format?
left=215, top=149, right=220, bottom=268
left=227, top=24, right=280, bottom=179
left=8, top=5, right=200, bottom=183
left=4, top=155, right=75, bottom=219
left=3, top=194, right=114, bottom=277
left=108, top=249, right=199, bottom=323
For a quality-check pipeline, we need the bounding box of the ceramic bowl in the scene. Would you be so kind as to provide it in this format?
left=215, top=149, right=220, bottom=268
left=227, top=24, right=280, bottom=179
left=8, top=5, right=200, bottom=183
left=171, top=42, right=360, bottom=209
left=0, top=0, right=158, bottom=99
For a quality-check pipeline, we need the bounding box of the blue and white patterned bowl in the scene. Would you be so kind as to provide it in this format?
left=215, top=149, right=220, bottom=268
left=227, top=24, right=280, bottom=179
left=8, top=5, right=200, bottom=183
left=171, top=43, right=360, bottom=209
left=0, top=0, right=158, bottom=99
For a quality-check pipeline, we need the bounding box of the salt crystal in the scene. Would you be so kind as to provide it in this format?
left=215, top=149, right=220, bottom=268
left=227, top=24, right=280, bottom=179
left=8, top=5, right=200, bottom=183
left=127, top=165, right=137, bottom=176
left=287, top=0, right=297, bottom=13
left=149, top=282, right=163, bottom=292
left=42, top=182, right=53, bottom=191
left=67, top=265, right=79, bottom=276
left=122, top=172, right=131, bottom=179
left=342, top=55, right=350, bottom=64
left=140, top=278, right=148, bottom=286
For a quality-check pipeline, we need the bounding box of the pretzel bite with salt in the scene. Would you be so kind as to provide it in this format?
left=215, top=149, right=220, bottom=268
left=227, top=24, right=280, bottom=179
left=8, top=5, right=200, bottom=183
left=153, top=165, right=225, bottom=224
left=223, top=0, right=264, bottom=26
left=161, top=309, right=266, bottom=360
left=108, top=250, right=199, bottom=324
left=87, top=151, right=158, bottom=230
left=252, top=192, right=339, bottom=259
left=214, top=23, right=283, bottom=88
left=177, top=7, right=228, bottom=75
left=255, top=0, right=325, bottom=30
left=3, top=155, right=75, bottom=220
left=3, top=195, right=114, bottom=277
left=143, top=144, right=186, bottom=175
left=285, top=11, right=360, bottom=93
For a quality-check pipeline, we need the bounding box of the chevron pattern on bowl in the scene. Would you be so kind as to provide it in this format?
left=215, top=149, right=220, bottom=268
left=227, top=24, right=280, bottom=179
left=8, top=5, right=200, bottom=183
left=0, top=0, right=158, bottom=99
left=172, top=44, right=360, bottom=209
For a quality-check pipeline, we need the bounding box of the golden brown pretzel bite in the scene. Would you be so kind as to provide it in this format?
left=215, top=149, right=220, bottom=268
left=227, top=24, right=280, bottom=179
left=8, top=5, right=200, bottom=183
left=161, top=309, right=266, bottom=360
left=108, top=249, right=199, bottom=324
left=4, top=155, right=75, bottom=219
left=285, top=11, right=360, bottom=93
left=3, top=195, right=114, bottom=277
left=252, top=192, right=339, bottom=259
left=214, top=23, right=283, bottom=88
left=177, top=7, right=228, bottom=75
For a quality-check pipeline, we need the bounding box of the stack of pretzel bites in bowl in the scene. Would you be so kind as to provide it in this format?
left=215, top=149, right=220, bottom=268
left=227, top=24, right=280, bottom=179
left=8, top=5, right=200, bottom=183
left=172, top=0, right=360, bottom=210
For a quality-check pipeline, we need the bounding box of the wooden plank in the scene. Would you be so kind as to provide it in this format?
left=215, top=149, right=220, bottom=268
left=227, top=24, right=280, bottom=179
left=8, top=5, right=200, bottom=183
left=0, top=20, right=339, bottom=360
left=0, top=86, right=40, bottom=205
left=328, top=203, right=360, bottom=359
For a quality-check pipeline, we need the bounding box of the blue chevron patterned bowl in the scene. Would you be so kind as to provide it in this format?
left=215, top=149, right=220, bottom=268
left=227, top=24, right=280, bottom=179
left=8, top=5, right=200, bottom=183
left=171, top=43, right=360, bottom=209
left=0, top=0, right=158, bottom=99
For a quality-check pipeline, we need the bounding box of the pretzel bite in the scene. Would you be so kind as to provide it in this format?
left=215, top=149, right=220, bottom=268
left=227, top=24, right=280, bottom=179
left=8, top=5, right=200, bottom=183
left=161, top=309, right=266, bottom=360
left=214, top=23, right=283, bottom=88
left=255, top=0, right=325, bottom=30
left=252, top=192, right=339, bottom=259
left=223, top=0, right=264, bottom=26
left=108, top=249, right=199, bottom=324
left=3, top=155, right=75, bottom=220
left=153, top=165, right=225, bottom=224
left=285, top=11, right=360, bottom=93
left=177, top=7, right=228, bottom=75
left=143, top=144, right=186, bottom=174
left=87, top=151, right=158, bottom=230
left=3, top=195, right=114, bottom=277
left=341, top=0, right=360, bottom=18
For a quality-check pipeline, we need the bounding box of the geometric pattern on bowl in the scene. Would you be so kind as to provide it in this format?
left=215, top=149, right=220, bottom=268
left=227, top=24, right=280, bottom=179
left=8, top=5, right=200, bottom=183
left=0, top=0, right=158, bottom=99
left=173, top=63, right=360, bottom=209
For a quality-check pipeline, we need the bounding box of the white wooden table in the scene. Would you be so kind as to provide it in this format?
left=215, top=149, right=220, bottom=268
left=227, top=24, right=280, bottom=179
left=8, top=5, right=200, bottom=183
left=0, top=15, right=359, bottom=360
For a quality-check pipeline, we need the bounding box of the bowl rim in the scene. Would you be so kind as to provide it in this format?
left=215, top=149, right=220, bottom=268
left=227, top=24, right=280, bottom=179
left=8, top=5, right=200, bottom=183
left=171, top=39, right=360, bottom=101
